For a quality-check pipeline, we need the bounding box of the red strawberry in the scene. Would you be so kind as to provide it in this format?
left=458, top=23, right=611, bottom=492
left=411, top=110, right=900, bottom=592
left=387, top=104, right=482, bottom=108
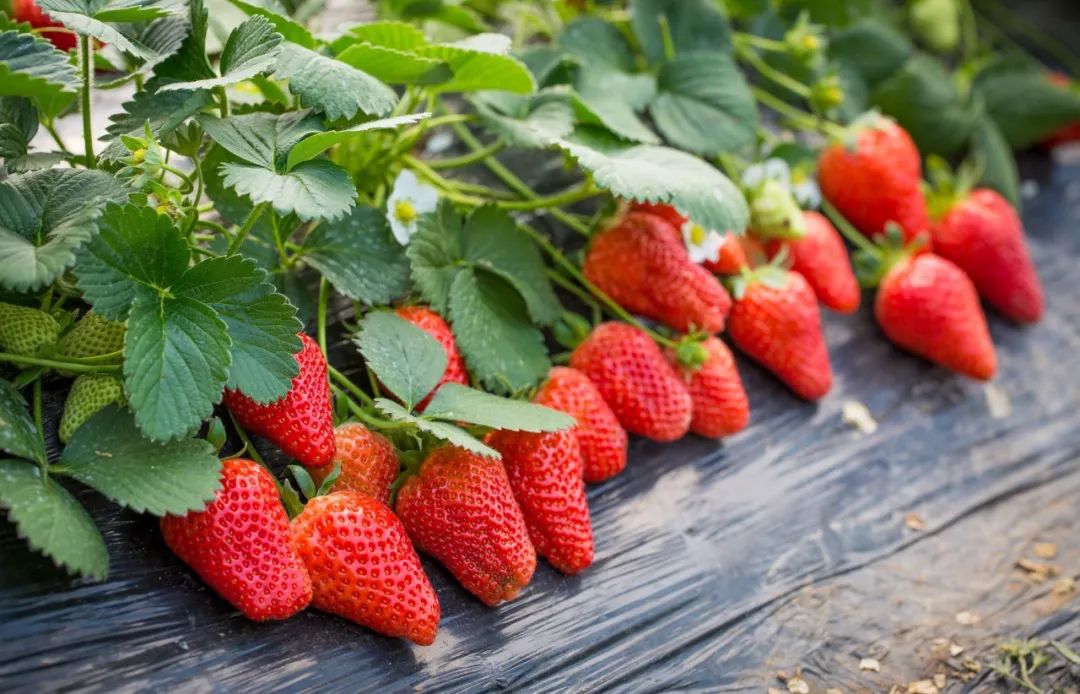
left=13, top=0, right=77, bottom=51
left=667, top=337, right=750, bottom=438
left=929, top=188, right=1043, bottom=323
left=569, top=322, right=692, bottom=442
left=1042, top=73, right=1080, bottom=148
left=533, top=367, right=628, bottom=483
left=161, top=458, right=312, bottom=621
left=630, top=200, right=747, bottom=276
left=630, top=200, right=687, bottom=229
left=395, top=306, right=469, bottom=408
left=394, top=446, right=536, bottom=606
left=486, top=429, right=594, bottom=575
left=223, top=334, right=335, bottom=468
left=727, top=268, right=833, bottom=400
left=818, top=115, right=930, bottom=244
left=875, top=253, right=996, bottom=380
left=584, top=212, right=731, bottom=334
left=291, top=492, right=440, bottom=645
left=766, top=210, right=861, bottom=314
left=310, top=423, right=399, bottom=504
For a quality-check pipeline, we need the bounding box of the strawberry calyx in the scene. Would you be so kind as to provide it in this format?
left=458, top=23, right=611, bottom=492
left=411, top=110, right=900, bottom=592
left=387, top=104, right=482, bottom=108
left=725, top=256, right=791, bottom=300
left=834, top=109, right=892, bottom=152
left=673, top=333, right=710, bottom=370
left=552, top=312, right=593, bottom=349
left=924, top=154, right=981, bottom=221
left=852, top=223, right=929, bottom=288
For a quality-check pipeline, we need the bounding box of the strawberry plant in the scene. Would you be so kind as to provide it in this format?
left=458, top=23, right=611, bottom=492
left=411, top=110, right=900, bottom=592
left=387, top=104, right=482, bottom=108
left=0, top=0, right=1071, bottom=644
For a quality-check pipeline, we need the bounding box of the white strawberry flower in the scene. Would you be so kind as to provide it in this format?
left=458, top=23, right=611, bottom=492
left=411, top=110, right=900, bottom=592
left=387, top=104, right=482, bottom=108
left=791, top=167, right=822, bottom=208
left=386, top=170, right=439, bottom=246
left=741, top=157, right=791, bottom=190
left=681, top=218, right=724, bottom=265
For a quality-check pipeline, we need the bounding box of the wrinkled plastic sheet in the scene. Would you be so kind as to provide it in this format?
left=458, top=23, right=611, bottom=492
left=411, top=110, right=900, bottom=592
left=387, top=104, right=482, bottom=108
left=1, top=154, right=1078, bottom=693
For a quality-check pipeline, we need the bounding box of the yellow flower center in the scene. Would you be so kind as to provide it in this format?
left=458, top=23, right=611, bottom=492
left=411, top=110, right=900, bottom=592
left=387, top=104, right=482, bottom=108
left=689, top=223, right=707, bottom=246
left=394, top=199, right=418, bottom=225
left=801, top=35, right=819, bottom=52
left=132, top=147, right=146, bottom=164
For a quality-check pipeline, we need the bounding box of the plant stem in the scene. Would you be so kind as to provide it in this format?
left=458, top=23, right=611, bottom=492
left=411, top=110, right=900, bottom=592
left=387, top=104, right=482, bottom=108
left=330, top=384, right=407, bottom=431
left=227, top=202, right=268, bottom=255
left=226, top=410, right=267, bottom=467
left=0, top=353, right=121, bottom=374
left=737, top=44, right=812, bottom=99
left=733, top=31, right=788, bottom=53
left=32, top=379, right=47, bottom=480
left=328, top=365, right=373, bottom=406
left=317, top=278, right=329, bottom=356
left=658, top=15, right=676, bottom=61
left=820, top=199, right=878, bottom=254
left=42, top=119, right=72, bottom=156
left=751, top=86, right=846, bottom=140
left=216, top=86, right=229, bottom=118
left=428, top=140, right=505, bottom=169
left=80, top=35, right=96, bottom=169
left=495, top=183, right=602, bottom=210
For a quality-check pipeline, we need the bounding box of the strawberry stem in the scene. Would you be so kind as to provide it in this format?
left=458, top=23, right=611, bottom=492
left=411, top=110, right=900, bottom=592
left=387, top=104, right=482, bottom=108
left=0, top=353, right=121, bottom=374
left=820, top=199, right=878, bottom=254
left=79, top=35, right=95, bottom=169
left=316, top=278, right=329, bottom=357
left=32, top=379, right=47, bottom=481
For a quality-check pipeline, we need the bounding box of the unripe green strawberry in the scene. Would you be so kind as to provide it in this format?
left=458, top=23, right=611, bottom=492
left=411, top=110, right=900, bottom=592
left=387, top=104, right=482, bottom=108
left=909, top=0, right=959, bottom=53
left=57, top=312, right=126, bottom=359
left=59, top=374, right=126, bottom=443
left=748, top=179, right=805, bottom=241
left=0, top=302, right=61, bottom=356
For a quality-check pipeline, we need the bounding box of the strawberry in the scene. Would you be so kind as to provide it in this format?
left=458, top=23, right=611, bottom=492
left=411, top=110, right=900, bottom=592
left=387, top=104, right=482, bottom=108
left=929, top=188, right=1043, bottom=323
left=727, top=267, right=833, bottom=400
left=58, top=374, right=125, bottom=443
left=223, top=333, right=335, bottom=468
left=487, top=428, right=594, bottom=575
left=533, top=366, right=628, bottom=483
left=394, top=306, right=469, bottom=408
left=569, top=322, right=692, bottom=442
left=12, top=0, right=77, bottom=51
left=394, top=446, right=536, bottom=606
left=161, top=458, right=312, bottom=621
left=309, top=423, right=399, bottom=505
left=629, top=200, right=686, bottom=229
left=630, top=200, right=747, bottom=275
left=0, top=302, right=60, bottom=356
left=667, top=337, right=750, bottom=438
left=291, top=492, right=440, bottom=645
left=875, top=253, right=996, bottom=380
left=56, top=311, right=125, bottom=359
left=766, top=210, right=861, bottom=314
left=818, top=115, right=930, bottom=244
left=584, top=212, right=731, bottom=334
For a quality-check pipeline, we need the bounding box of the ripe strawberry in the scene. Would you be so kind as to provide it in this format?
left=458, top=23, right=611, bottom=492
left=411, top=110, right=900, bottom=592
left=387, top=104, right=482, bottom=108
left=629, top=200, right=686, bottom=229
left=0, top=302, right=60, bottom=355
left=291, top=492, right=440, bottom=645
left=394, top=446, right=536, bottom=607
left=727, top=268, right=833, bottom=400
left=584, top=212, right=731, bottom=334
left=486, top=428, right=594, bottom=575
left=766, top=211, right=861, bottom=314
left=666, top=337, right=750, bottom=438
left=59, top=374, right=125, bottom=443
left=57, top=312, right=125, bottom=359
left=394, top=306, right=469, bottom=408
left=533, top=366, right=628, bottom=483
left=630, top=200, right=747, bottom=275
left=929, top=188, right=1043, bottom=323
left=875, top=253, right=996, bottom=380
left=569, top=322, right=692, bottom=442
left=161, top=458, right=312, bottom=621
left=818, top=115, right=930, bottom=244
left=223, top=333, right=335, bottom=468
left=13, top=0, right=77, bottom=51
left=309, top=423, right=399, bottom=504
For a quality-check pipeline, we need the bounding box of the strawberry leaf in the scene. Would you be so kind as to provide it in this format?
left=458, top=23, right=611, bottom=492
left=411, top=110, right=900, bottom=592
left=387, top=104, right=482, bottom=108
left=151, top=0, right=215, bottom=85
left=0, top=378, right=45, bottom=464
left=973, top=56, right=1080, bottom=149
left=828, top=19, right=911, bottom=86
left=284, top=112, right=428, bottom=171
left=226, top=0, right=315, bottom=49
left=300, top=205, right=411, bottom=304
left=0, top=459, right=109, bottom=580
left=329, top=21, right=427, bottom=53
left=220, top=161, right=356, bottom=222
left=471, top=89, right=575, bottom=148
left=274, top=43, right=397, bottom=120
left=416, top=36, right=535, bottom=94
left=0, top=169, right=129, bottom=293
left=0, top=31, right=80, bottom=102
left=355, top=312, right=447, bottom=410
left=630, top=0, right=732, bottom=64
left=157, top=15, right=282, bottom=92
left=57, top=405, right=222, bottom=516
left=0, top=97, right=38, bottom=160
left=970, top=114, right=1020, bottom=208
left=36, top=0, right=185, bottom=60
left=374, top=398, right=498, bottom=458
left=871, top=55, right=976, bottom=156
left=424, top=383, right=574, bottom=432
left=336, top=43, right=447, bottom=85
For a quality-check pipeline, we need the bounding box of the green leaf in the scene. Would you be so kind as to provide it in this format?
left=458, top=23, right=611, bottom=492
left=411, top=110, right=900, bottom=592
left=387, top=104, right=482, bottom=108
left=828, top=19, right=911, bottom=86
left=650, top=51, right=757, bottom=156
left=58, top=405, right=222, bottom=515
left=559, top=17, right=634, bottom=72
left=970, top=113, right=1020, bottom=208
left=335, top=43, right=446, bottom=85
left=284, top=112, right=428, bottom=170
left=355, top=312, right=447, bottom=410
left=973, top=57, right=1080, bottom=149
left=331, top=20, right=427, bottom=52
left=157, top=15, right=282, bottom=92
left=572, top=69, right=660, bottom=144
left=558, top=127, right=749, bottom=233
left=630, top=0, right=733, bottom=63
left=0, top=169, right=128, bottom=293
left=101, top=88, right=212, bottom=161
left=0, top=459, right=109, bottom=580
left=871, top=54, right=976, bottom=156
left=36, top=0, right=184, bottom=60
left=0, top=31, right=80, bottom=100
left=406, top=203, right=464, bottom=314
left=151, top=0, right=215, bottom=85
left=300, top=205, right=411, bottom=304
left=416, top=37, right=535, bottom=94
left=425, top=383, right=574, bottom=432
left=374, top=398, right=498, bottom=457
left=447, top=268, right=550, bottom=393
left=275, top=43, right=397, bottom=120
left=220, top=160, right=356, bottom=222
left=0, top=96, right=38, bottom=160
left=199, top=110, right=323, bottom=171
left=471, top=89, right=575, bottom=148
left=0, top=378, right=44, bottom=464
left=226, top=0, right=315, bottom=49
